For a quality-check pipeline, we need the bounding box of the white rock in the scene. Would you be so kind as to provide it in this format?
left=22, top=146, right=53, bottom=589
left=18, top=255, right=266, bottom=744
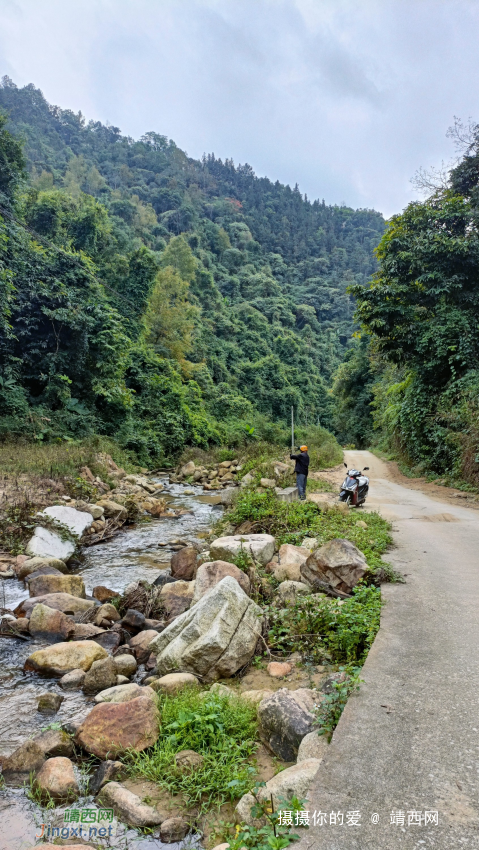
left=26, top=527, right=75, bottom=562
left=209, top=534, right=275, bottom=566
left=40, top=505, right=94, bottom=537
left=149, top=576, right=263, bottom=682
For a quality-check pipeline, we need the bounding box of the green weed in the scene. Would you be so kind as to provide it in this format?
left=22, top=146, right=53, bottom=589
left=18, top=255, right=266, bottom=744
left=267, top=585, right=382, bottom=665
left=313, top=668, right=362, bottom=741
left=124, top=689, right=258, bottom=810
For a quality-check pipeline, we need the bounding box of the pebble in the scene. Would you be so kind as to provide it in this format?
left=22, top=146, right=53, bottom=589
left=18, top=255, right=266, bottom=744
left=267, top=661, right=293, bottom=678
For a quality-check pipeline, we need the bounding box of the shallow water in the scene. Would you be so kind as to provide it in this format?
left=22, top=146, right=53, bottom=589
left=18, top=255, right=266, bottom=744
left=0, top=478, right=221, bottom=850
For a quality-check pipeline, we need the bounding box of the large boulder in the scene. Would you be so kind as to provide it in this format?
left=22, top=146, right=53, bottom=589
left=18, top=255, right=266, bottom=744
left=160, top=582, right=194, bottom=620
left=28, top=603, right=75, bottom=642
left=209, top=534, right=275, bottom=566
left=75, top=693, right=159, bottom=758
left=25, top=641, right=108, bottom=676
left=170, top=546, right=198, bottom=580
left=301, top=538, right=367, bottom=593
left=17, top=593, right=97, bottom=618
left=98, top=781, right=162, bottom=827
left=94, top=683, right=152, bottom=704
left=39, top=505, right=93, bottom=537
left=149, top=576, right=263, bottom=683
left=28, top=573, right=85, bottom=599
left=35, top=757, right=79, bottom=801
left=236, top=759, right=321, bottom=825
left=258, top=688, right=315, bottom=761
left=83, top=656, right=118, bottom=694
left=26, top=527, right=75, bottom=562
left=129, top=629, right=161, bottom=663
left=192, top=560, right=250, bottom=604
left=17, top=557, right=68, bottom=579
left=273, top=544, right=311, bottom=583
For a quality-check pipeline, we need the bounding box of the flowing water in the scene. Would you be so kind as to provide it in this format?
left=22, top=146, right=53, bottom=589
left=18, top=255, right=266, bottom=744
left=0, top=478, right=222, bottom=850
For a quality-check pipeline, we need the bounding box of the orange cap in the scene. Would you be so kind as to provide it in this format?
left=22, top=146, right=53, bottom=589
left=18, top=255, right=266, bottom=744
left=300, top=445, right=308, bottom=451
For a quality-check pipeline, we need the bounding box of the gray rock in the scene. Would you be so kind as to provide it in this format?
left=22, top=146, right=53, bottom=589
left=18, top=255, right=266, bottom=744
left=301, top=538, right=367, bottom=594
left=121, top=609, right=146, bottom=631
left=258, top=688, right=315, bottom=761
left=275, top=581, right=311, bottom=606
left=149, top=576, right=263, bottom=683
left=275, top=486, right=299, bottom=503
left=17, top=593, right=97, bottom=618
left=29, top=603, right=75, bottom=642
left=209, top=533, right=275, bottom=566
left=297, top=730, right=329, bottom=762
left=98, top=781, right=163, bottom=827
left=160, top=817, right=190, bottom=842
left=150, top=672, right=199, bottom=694
left=0, top=729, right=73, bottom=786
left=89, top=760, right=124, bottom=795
left=37, top=692, right=64, bottom=714
left=83, top=656, right=118, bottom=694
left=94, top=683, right=152, bottom=704
left=114, top=654, right=137, bottom=677
left=60, top=668, right=86, bottom=690
left=236, top=759, right=321, bottom=825
left=17, top=556, right=68, bottom=579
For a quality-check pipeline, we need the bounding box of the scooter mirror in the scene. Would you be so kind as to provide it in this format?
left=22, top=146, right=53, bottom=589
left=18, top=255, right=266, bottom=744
left=344, top=463, right=347, bottom=468
left=363, top=467, right=369, bottom=470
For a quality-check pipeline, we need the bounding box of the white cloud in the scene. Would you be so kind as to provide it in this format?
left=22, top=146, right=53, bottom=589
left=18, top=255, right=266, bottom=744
left=1, top=0, right=478, bottom=215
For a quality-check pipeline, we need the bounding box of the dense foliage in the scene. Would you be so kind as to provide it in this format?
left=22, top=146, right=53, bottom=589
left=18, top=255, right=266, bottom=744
left=332, top=124, right=479, bottom=484
left=0, top=77, right=384, bottom=462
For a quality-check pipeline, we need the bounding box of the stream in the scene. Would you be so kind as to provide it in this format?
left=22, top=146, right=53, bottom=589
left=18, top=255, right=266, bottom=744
left=0, top=477, right=223, bottom=850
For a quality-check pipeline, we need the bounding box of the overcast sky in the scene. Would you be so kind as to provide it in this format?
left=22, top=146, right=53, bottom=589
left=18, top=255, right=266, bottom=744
left=1, top=0, right=478, bottom=216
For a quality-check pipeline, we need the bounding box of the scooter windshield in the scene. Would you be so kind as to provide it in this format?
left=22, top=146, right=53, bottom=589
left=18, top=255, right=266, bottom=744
left=345, top=476, right=358, bottom=488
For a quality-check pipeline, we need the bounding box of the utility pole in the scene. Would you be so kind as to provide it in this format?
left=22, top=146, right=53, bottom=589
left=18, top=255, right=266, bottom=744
left=291, top=406, right=294, bottom=453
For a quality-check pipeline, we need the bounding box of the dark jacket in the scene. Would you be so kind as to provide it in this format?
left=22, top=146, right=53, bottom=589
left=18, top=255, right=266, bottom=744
left=290, top=451, right=309, bottom=476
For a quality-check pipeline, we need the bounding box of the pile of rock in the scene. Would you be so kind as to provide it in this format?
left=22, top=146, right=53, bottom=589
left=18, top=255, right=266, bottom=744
left=171, top=459, right=242, bottom=491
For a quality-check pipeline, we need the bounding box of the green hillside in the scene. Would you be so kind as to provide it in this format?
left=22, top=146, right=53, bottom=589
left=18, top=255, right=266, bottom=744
left=0, top=76, right=384, bottom=463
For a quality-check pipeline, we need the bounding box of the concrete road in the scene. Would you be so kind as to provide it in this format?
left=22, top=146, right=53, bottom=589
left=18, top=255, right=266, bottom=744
left=297, top=450, right=479, bottom=850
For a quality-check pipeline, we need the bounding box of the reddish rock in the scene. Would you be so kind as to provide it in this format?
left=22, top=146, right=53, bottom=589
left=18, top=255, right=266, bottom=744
left=129, top=629, right=160, bottom=663
left=267, top=661, right=292, bottom=678
left=93, top=585, right=118, bottom=603
left=74, top=694, right=159, bottom=758
left=192, top=560, right=250, bottom=604
left=35, top=757, right=79, bottom=800
left=170, top=546, right=197, bottom=580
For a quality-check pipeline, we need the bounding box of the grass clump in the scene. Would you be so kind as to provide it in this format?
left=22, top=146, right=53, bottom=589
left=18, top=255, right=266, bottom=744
left=267, top=584, right=382, bottom=665
left=313, top=668, right=362, bottom=741
left=0, top=436, right=137, bottom=478
left=226, top=489, right=392, bottom=572
left=125, top=689, right=258, bottom=810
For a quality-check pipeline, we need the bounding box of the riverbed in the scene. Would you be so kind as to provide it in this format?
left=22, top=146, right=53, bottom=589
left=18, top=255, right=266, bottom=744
left=0, top=477, right=221, bottom=850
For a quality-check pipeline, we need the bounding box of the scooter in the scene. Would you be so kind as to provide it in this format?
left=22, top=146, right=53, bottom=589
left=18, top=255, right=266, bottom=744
left=339, top=463, right=370, bottom=507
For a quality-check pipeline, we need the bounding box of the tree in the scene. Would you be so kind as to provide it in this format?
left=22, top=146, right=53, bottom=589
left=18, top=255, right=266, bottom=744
left=142, top=266, right=200, bottom=361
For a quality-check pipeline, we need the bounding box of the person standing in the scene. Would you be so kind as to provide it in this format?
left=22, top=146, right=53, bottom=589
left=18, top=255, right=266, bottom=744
left=290, top=445, right=309, bottom=500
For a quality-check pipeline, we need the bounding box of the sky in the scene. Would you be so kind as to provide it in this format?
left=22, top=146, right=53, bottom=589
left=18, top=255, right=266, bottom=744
left=0, top=0, right=478, bottom=217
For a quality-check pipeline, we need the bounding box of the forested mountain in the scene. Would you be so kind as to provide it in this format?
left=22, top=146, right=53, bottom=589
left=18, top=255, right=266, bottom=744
left=0, top=77, right=384, bottom=462
left=333, top=120, right=479, bottom=487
